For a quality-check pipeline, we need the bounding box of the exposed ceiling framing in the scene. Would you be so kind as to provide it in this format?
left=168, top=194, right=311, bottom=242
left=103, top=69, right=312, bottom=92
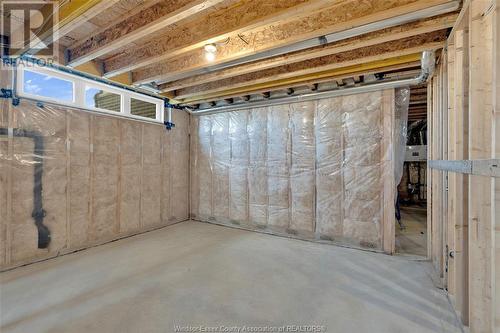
left=408, top=84, right=429, bottom=121
left=22, top=0, right=461, bottom=109
left=156, top=13, right=456, bottom=93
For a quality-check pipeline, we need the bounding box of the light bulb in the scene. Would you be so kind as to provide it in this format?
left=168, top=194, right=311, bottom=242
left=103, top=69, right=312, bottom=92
left=204, top=43, right=217, bottom=62
left=205, top=51, right=216, bottom=62
left=204, top=44, right=217, bottom=53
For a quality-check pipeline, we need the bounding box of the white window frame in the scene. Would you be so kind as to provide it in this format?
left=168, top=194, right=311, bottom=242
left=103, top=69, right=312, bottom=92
left=83, top=82, right=124, bottom=114
left=16, top=64, right=164, bottom=123
left=19, top=66, right=76, bottom=105
left=129, top=96, right=161, bottom=121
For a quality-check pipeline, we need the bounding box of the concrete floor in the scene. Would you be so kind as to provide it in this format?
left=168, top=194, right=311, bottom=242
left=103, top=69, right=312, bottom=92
left=395, top=206, right=428, bottom=257
left=1, top=221, right=462, bottom=333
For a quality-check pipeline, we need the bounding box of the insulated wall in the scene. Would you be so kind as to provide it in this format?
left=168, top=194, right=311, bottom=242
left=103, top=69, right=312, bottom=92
left=191, top=89, right=408, bottom=252
left=0, top=95, right=190, bottom=270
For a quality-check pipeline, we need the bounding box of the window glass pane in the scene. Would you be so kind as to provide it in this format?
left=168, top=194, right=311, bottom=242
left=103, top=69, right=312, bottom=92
left=85, top=87, right=121, bottom=112
left=131, top=98, right=157, bottom=119
left=23, top=70, right=74, bottom=102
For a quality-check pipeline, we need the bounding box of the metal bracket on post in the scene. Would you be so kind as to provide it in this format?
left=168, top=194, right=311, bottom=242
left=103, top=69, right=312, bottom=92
left=164, top=121, right=175, bottom=130
left=164, top=101, right=176, bottom=131
left=0, top=88, right=20, bottom=106
left=0, top=88, right=13, bottom=99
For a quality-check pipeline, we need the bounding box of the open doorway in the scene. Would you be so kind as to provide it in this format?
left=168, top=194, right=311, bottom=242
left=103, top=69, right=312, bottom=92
left=395, top=85, right=427, bottom=257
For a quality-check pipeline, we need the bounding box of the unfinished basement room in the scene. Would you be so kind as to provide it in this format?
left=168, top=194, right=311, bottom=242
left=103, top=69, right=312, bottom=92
left=0, top=0, right=499, bottom=332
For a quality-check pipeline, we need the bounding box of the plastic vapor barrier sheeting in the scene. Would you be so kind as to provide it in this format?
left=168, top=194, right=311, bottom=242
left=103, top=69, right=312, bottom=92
left=0, top=98, right=190, bottom=269
left=191, top=88, right=410, bottom=250
left=394, top=88, right=410, bottom=185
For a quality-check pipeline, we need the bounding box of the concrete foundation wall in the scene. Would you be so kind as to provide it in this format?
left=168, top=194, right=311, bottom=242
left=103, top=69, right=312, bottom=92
left=0, top=96, right=190, bottom=270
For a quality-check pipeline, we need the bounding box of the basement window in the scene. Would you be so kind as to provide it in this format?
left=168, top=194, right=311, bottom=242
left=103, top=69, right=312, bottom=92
left=85, top=86, right=122, bottom=112
left=131, top=97, right=157, bottom=119
left=16, top=64, right=165, bottom=123
left=22, top=69, right=74, bottom=103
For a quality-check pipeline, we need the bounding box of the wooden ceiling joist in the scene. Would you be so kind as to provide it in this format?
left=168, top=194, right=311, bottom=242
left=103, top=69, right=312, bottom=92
left=410, top=91, right=428, bottom=95
left=56, top=0, right=120, bottom=36
left=177, top=54, right=423, bottom=104
left=411, top=88, right=429, bottom=94
left=157, top=12, right=457, bottom=92
left=27, top=0, right=457, bottom=111
left=130, top=0, right=453, bottom=84
left=172, top=30, right=447, bottom=101
left=16, top=0, right=121, bottom=56
left=410, top=98, right=428, bottom=104
left=101, top=0, right=336, bottom=77
left=410, top=92, right=428, bottom=98
left=177, top=60, right=420, bottom=105
left=67, top=0, right=229, bottom=67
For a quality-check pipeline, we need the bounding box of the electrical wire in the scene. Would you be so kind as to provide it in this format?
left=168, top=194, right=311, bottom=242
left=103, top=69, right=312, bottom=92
left=237, top=34, right=249, bottom=45
left=214, top=37, right=230, bottom=46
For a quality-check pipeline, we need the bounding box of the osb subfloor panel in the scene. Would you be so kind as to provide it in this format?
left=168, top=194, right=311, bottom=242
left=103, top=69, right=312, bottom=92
left=395, top=206, right=428, bottom=257
left=0, top=221, right=461, bottom=333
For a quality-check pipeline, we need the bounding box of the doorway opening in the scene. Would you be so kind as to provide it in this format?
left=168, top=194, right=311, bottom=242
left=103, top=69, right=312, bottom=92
left=395, top=85, right=427, bottom=257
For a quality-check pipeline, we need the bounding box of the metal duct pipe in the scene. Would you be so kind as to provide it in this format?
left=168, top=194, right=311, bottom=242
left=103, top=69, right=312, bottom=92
left=187, top=50, right=435, bottom=116
left=323, top=1, right=459, bottom=44
left=154, top=0, right=458, bottom=86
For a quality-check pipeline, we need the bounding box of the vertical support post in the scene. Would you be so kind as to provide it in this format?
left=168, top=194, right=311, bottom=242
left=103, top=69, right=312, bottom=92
left=431, top=71, right=444, bottom=278
left=447, top=43, right=456, bottom=296
left=468, top=0, right=494, bottom=331
left=441, top=47, right=449, bottom=288
left=427, top=77, right=434, bottom=261
left=453, top=15, right=470, bottom=325
left=492, top=0, right=500, bottom=330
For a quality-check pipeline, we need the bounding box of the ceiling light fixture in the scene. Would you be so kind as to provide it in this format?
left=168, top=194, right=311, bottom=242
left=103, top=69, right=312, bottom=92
left=204, top=43, right=217, bottom=62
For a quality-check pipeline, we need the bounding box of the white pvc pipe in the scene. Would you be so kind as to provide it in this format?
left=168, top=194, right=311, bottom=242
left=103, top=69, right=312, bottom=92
left=188, top=50, right=435, bottom=116
left=167, top=106, right=173, bottom=123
